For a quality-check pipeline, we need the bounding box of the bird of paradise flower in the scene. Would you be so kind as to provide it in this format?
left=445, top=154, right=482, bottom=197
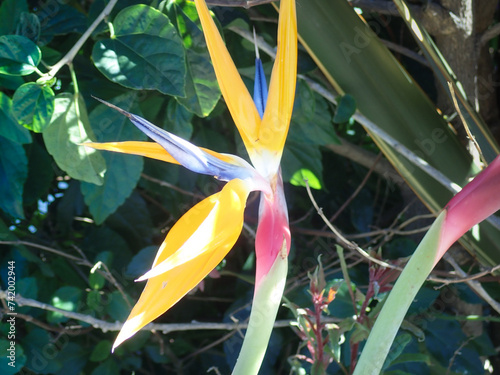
left=85, top=0, right=296, bottom=372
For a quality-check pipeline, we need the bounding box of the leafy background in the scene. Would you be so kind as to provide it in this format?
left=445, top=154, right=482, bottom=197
left=0, top=0, right=499, bottom=374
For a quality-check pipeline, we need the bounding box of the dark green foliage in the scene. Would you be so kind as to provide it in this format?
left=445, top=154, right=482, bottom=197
left=0, top=1, right=497, bottom=374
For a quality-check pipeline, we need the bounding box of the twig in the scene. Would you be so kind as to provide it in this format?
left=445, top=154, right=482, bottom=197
left=447, top=81, right=487, bottom=167
left=1, top=240, right=132, bottom=305
left=304, top=179, right=396, bottom=269
left=380, top=39, right=430, bottom=67
left=302, top=183, right=500, bottom=286
left=0, top=240, right=86, bottom=264
left=479, top=22, right=500, bottom=47
left=292, top=225, right=431, bottom=240
left=230, top=26, right=499, bottom=227
left=141, top=173, right=205, bottom=200
left=329, top=153, right=382, bottom=223
left=2, top=311, right=92, bottom=336
left=205, top=0, right=274, bottom=8
left=446, top=336, right=475, bottom=375
left=443, top=253, right=500, bottom=315
left=0, top=290, right=330, bottom=334
left=46, top=0, right=119, bottom=78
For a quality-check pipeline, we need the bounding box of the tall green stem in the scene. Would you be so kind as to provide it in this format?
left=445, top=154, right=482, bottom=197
left=353, top=211, right=446, bottom=375
left=232, top=253, right=288, bottom=375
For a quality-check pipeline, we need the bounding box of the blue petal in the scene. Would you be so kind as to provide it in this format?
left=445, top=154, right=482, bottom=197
left=253, top=57, right=268, bottom=119
left=93, top=97, right=254, bottom=181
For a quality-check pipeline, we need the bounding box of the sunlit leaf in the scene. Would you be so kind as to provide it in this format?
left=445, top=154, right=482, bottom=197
left=165, top=99, right=194, bottom=139
left=92, top=4, right=186, bottom=96
left=16, top=12, right=41, bottom=42
left=290, top=168, right=322, bottom=189
left=81, top=93, right=145, bottom=224
left=0, top=35, right=41, bottom=75
left=47, top=286, right=82, bottom=323
left=170, top=2, right=221, bottom=117
left=43, top=93, right=106, bottom=185
left=12, top=82, right=55, bottom=132
left=38, top=4, right=87, bottom=45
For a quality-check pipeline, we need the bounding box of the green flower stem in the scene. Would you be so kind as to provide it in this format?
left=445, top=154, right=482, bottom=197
left=353, top=210, right=446, bottom=375
left=69, top=63, right=79, bottom=95
left=232, top=251, right=288, bottom=375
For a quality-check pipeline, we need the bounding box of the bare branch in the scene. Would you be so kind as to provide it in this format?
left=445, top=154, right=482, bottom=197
left=205, top=0, right=275, bottom=8
left=443, top=254, right=500, bottom=315
left=0, top=290, right=337, bottom=334
left=46, top=0, right=119, bottom=78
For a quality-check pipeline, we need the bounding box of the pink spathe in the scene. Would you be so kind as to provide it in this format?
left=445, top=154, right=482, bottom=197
left=255, top=172, right=291, bottom=288
left=437, top=155, right=500, bottom=264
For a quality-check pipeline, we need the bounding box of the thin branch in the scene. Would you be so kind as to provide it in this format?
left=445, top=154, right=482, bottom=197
left=304, top=180, right=397, bottom=270
left=3, top=311, right=92, bottom=336
left=46, top=0, right=119, bottom=78
left=302, top=182, right=500, bottom=286
left=141, top=173, right=205, bottom=200
left=0, top=240, right=86, bottom=264
left=230, top=26, right=498, bottom=225
left=329, top=153, right=382, bottom=223
left=443, top=253, right=500, bottom=315
left=447, top=81, right=487, bottom=167
left=205, top=0, right=274, bottom=8
left=380, top=39, right=430, bottom=67
left=0, top=290, right=336, bottom=334
left=292, top=225, right=430, bottom=240
left=479, top=22, right=500, bottom=47
left=1, top=240, right=132, bottom=305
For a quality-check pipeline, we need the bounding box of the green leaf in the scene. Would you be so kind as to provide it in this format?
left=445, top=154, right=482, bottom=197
left=0, top=136, right=28, bottom=218
left=54, top=343, right=88, bottom=375
left=92, top=4, right=186, bottom=96
left=382, top=333, right=413, bottom=371
left=0, top=72, right=24, bottom=90
left=0, top=0, right=28, bottom=36
left=38, top=4, right=87, bottom=45
left=23, top=328, right=63, bottom=373
left=106, top=290, right=133, bottom=322
left=87, top=290, right=102, bottom=313
left=81, top=93, right=145, bottom=224
left=0, top=92, right=32, bottom=144
left=89, top=270, right=106, bottom=290
left=124, top=245, right=157, bottom=279
left=281, top=140, right=323, bottom=187
left=89, top=251, right=114, bottom=290
left=291, top=81, right=339, bottom=146
left=16, top=277, right=38, bottom=314
left=171, top=3, right=221, bottom=117
left=43, top=93, right=106, bottom=185
left=0, top=340, right=26, bottom=375
left=47, top=286, right=82, bottom=324
left=16, top=12, right=41, bottom=42
left=12, top=82, right=55, bottom=132
left=0, top=35, right=41, bottom=75
left=90, top=340, right=112, bottom=362
left=91, top=358, right=120, bottom=375
left=165, top=99, right=193, bottom=139
left=290, top=168, right=322, bottom=190
left=333, top=94, right=356, bottom=124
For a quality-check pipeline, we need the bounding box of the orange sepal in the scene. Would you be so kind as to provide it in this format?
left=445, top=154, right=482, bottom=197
left=112, top=179, right=251, bottom=350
